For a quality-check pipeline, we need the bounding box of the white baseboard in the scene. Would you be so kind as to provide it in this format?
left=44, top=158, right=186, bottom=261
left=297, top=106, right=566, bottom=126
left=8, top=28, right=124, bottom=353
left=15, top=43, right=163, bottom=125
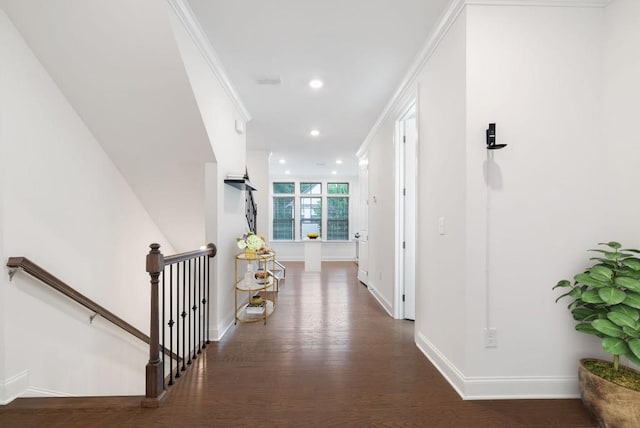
left=415, top=332, right=580, bottom=400
left=415, top=332, right=466, bottom=398
left=367, top=281, right=393, bottom=317
left=211, top=315, right=235, bottom=341
left=22, top=386, right=75, bottom=398
left=0, top=369, right=30, bottom=405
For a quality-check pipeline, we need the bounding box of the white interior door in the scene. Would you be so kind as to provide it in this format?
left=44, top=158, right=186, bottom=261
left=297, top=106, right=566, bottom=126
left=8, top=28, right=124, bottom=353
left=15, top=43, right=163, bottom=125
left=396, top=104, right=417, bottom=320
left=402, top=116, right=417, bottom=320
left=357, top=158, right=369, bottom=285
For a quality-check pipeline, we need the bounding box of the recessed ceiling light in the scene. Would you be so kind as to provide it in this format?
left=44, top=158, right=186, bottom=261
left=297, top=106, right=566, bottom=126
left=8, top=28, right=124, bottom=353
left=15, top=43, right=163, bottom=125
left=310, top=129, right=320, bottom=137
left=309, top=79, right=323, bottom=89
left=279, top=159, right=286, bottom=164
left=285, top=170, right=291, bottom=175
left=336, top=159, right=343, bottom=164
left=331, top=170, right=337, bottom=175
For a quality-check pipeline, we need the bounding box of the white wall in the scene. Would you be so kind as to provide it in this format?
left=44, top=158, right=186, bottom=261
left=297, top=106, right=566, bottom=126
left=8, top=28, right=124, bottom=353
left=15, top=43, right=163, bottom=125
left=1, top=0, right=215, bottom=253
left=0, top=71, right=6, bottom=400
left=462, top=4, right=606, bottom=398
left=602, top=0, right=640, bottom=240
left=414, top=8, right=468, bottom=387
left=361, top=0, right=640, bottom=399
left=168, top=7, right=248, bottom=340
left=364, top=122, right=397, bottom=312
left=0, top=10, right=174, bottom=402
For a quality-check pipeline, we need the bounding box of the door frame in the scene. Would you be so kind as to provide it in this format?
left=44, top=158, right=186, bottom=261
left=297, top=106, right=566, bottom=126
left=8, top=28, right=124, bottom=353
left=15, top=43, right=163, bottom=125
left=394, top=100, right=418, bottom=320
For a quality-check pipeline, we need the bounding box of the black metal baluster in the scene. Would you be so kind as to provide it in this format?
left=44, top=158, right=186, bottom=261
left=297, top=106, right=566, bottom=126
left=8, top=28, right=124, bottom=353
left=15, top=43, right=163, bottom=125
left=204, top=254, right=209, bottom=346
left=206, top=254, right=211, bottom=344
left=161, top=270, right=165, bottom=384
left=198, top=256, right=203, bottom=354
left=187, top=259, right=192, bottom=365
left=175, top=262, right=181, bottom=379
left=192, top=256, right=198, bottom=360
left=181, top=260, right=187, bottom=371
left=168, top=264, right=175, bottom=386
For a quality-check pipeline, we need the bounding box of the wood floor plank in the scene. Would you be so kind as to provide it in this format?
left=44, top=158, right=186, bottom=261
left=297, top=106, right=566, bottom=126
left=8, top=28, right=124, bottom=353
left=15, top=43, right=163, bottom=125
left=0, top=261, right=595, bottom=427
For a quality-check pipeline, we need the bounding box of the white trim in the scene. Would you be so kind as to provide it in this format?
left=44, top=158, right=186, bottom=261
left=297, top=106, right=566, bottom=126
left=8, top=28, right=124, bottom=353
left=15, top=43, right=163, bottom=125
left=0, top=370, right=29, bottom=405
left=211, top=316, right=235, bottom=341
left=367, top=282, right=394, bottom=317
left=415, top=332, right=466, bottom=399
left=462, top=375, right=580, bottom=400
left=22, top=387, right=75, bottom=398
left=415, top=332, right=580, bottom=400
left=466, top=0, right=607, bottom=6
left=356, top=0, right=608, bottom=158
left=165, top=0, right=252, bottom=122
left=357, top=0, right=465, bottom=158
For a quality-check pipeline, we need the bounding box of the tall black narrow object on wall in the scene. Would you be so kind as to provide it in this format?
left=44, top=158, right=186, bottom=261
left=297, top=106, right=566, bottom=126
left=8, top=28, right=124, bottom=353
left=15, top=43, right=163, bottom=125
left=486, top=123, right=507, bottom=150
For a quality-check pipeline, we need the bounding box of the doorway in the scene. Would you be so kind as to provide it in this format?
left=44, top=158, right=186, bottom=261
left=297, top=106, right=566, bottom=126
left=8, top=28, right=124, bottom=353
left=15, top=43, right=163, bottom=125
left=395, top=102, right=417, bottom=320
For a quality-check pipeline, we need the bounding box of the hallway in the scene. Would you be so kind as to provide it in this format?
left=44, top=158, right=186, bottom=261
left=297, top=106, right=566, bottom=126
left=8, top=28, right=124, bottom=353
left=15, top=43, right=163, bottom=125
left=0, top=262, right=594, bottom=427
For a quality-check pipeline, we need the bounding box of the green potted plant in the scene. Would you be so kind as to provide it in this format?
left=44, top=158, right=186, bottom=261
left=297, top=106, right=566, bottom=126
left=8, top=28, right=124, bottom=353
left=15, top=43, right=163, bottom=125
left=554, top=241, right=640, bottom=427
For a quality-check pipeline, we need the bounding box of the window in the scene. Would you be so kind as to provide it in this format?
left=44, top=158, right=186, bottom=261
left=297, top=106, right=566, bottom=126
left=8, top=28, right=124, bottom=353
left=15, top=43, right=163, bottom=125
left=300, top=182, right=322, bottom=194
left=272, top=182, right=295, bottom=240
left=327, top=197, right=349, bottom=240
left=327, top=183, right=349, bottom=195
left=273, top=197, right=295, bottom=240
left=273, top=182, right=294, bottom=194
left=271, top=180, right=351, bottom=241
left=300, top=197, right=322, bottom=237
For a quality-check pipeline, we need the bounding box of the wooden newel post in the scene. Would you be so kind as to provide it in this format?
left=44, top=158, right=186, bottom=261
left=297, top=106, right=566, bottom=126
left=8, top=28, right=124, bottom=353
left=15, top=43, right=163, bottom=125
left=142, top=243, right=166, bottom=407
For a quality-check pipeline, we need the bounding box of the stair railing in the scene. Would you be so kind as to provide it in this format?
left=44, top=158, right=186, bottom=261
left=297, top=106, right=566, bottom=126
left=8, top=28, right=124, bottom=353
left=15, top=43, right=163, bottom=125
left=143, top=243, right=217, bottom=407
left=5, top=257, right=176, bottom=359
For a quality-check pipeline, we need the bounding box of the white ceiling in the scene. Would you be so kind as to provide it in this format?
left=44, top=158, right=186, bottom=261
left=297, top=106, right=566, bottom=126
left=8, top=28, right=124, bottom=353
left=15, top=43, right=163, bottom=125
left=187, top=0, right=451, bottom=177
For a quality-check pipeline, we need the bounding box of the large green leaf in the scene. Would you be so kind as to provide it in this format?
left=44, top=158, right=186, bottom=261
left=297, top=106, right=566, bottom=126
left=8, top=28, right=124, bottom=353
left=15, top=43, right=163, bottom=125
left=602, top=337, right=629, bottom=355
left=624, top=292, right=640, bottom=309
left=623, top=326, right=640, bottom=338
left=607, top=311, right=638, bottom=329
left=574, top=273, right=610, bottom=288
left=582, top=290, right=605, bottom=304
left=600, top=241, right=622, bottom=249
left=628, top=339, right=640, bottom=360
left=592, top=319, right=625, bottom=338
left=589, top=258, right=618, bottom=267
left=605, top=252, right=626, bottom=260
left=553, top=279, right=572, bottom=289
left=590, top=266, right=613, bottom=282
left=575, top=323, right=601, bottom=336
left=572, top=307, right=596, bottom=321
left=612, top=305, right=640, bottom=321
left=598, top=287, right=627, bottom=305
left=622, top=258, right=640, bottom=271
left=615, top=277, right=640, bottom=293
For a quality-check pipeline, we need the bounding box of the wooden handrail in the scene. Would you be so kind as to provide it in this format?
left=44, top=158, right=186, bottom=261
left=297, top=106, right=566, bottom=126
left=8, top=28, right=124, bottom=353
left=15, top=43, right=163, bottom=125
left=163, top=243, right=217, bottom=265
left=6, top=256, right=177, bottom=359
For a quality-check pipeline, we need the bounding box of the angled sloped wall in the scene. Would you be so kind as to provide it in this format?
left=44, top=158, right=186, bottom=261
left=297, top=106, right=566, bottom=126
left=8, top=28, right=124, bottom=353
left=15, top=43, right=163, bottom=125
left=0, top=8, right=174, bottom=401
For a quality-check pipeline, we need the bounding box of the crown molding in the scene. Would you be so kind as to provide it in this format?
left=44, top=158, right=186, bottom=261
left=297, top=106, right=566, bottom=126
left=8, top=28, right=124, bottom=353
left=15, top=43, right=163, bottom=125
left=466, top=0, right=607, bottom=5
left=356, top=0, right=608, bottom=157
left=356, top=0, right=465, bottom=158
left=165, top=0, right=251, bottom=123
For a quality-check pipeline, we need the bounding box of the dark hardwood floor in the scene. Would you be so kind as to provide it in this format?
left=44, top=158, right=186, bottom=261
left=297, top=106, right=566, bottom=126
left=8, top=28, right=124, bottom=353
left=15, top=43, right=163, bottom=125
left=0, top=262, right=594, bottom=427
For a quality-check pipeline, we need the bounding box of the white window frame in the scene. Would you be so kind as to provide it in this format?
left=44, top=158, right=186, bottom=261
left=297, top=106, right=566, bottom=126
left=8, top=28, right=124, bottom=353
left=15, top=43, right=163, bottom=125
left=269, top=179, right=354, bottom=242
